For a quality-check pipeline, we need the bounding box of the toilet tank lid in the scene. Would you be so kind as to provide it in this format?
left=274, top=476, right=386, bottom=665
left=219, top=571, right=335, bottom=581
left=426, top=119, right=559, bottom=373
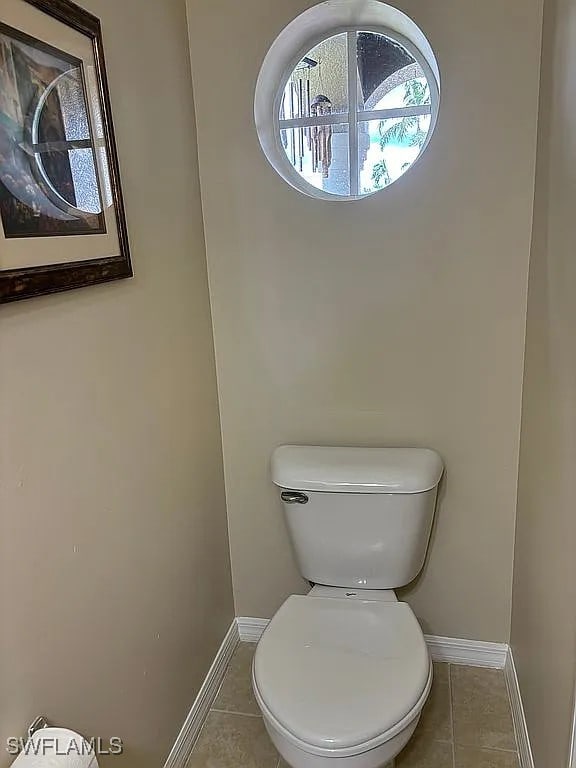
left=272, top=446, right=444, bottom=494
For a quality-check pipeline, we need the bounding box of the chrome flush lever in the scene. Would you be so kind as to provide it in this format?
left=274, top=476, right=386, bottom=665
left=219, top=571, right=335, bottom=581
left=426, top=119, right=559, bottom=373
left=28, top=716, right=49, bottom=740
left=281, top=491, right=309, bottom=504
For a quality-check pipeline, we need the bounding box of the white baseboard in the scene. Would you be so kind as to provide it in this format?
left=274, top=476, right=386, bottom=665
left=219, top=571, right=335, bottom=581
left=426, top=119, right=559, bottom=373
left=237, top=617, right=270, bottom=643
left=505, top=649, right=534, bottom=768
left=570, top=696, right=576, bottom=768
left=163, top=620, right=239, bottom=768
left=424, top=634, right=508, bottom=668
left=569, top=679, right=576, bottom=768
left=237, top=617, right=508, bottom=669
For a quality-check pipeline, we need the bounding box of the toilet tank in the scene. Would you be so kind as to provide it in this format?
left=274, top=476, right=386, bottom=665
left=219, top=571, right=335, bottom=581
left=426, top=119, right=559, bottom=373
left=272, top=446, right=444, bottom=590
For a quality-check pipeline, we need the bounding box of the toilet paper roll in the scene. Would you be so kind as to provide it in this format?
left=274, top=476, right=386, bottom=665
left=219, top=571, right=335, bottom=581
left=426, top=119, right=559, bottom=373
left=11, top=728, right=99, bottom=768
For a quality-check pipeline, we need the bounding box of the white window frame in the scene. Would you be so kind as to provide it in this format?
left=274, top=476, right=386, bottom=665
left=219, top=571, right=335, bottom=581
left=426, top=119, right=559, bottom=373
left=270, top=25, right=439, bottom=201
left=255, top=1, right=441, bottom=202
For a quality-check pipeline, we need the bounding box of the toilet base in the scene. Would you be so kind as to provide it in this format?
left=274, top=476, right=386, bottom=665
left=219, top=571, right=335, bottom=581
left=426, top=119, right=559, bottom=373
left=262, top=711, right=420, bottom=768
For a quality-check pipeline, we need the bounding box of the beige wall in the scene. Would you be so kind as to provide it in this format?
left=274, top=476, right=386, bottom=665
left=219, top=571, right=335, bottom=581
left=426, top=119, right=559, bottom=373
left=511, top=0, right=576, bottom=763
left=188, top=0, right=543, bottom=640
left=0, top=1, right=233, bottom=766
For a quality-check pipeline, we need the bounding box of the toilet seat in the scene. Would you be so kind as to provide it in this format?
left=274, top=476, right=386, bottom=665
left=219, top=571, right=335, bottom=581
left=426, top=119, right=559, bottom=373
left=252, top=595, right=432, bottom=758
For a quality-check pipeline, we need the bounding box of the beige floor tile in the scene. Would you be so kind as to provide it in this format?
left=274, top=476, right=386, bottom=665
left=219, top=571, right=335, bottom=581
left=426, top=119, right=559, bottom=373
left=395, top=729, right=453, bottom=768
left=213, top=643, right=259, bottom=715
left=433, top=662, right=450, bottom=684
left=451, top=666, right=516, bottom=751
left=187, top=711, right=278, bottom=768
left=204, top=647, right=520, bottom=768
left=417, top=664, right=452, bottom=741
left=454, top=745, right=519, bottom=768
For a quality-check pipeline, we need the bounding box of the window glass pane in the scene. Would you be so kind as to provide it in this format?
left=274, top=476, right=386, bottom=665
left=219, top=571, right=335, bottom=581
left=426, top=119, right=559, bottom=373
left=370, top=75, right=431, bottom=112
left=359, top=116, right=431, bottom=194
left=281, top=33, right=348, bottom=120
left=357, top=32, right=428, bottom=111
left=281, top=123, right=350, bottom=196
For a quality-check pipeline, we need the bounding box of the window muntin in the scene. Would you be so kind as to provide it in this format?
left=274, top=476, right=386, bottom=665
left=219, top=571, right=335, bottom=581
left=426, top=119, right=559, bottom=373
left=277, top=30, right=436, bottom=199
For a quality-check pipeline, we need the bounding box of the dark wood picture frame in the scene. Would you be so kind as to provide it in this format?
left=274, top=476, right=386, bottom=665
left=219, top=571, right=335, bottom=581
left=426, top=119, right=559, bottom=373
left=0, top=0, right=131, bottom=304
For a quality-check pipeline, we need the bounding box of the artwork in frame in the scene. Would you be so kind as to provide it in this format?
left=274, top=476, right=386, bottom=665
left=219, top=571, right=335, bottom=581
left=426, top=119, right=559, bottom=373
left=0, top=0, right=131, bottom=303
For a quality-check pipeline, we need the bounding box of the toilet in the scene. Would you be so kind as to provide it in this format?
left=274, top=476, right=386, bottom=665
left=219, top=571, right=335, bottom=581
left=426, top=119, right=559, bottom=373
left=252, top=445, right=444, bottom=768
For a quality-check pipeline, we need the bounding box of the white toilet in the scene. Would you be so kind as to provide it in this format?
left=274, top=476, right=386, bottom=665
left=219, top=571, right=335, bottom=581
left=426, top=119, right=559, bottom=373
left=252, top=445, right=444, bottom=768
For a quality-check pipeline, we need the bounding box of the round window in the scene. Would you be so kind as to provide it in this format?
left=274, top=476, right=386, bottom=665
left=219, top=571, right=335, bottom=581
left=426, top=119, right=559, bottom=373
left=255, top=3, right=440, bottom=201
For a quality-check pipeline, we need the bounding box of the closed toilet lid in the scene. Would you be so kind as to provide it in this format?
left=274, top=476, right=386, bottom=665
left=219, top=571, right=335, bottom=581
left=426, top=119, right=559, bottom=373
left=253, top=595, right=431, bottom=754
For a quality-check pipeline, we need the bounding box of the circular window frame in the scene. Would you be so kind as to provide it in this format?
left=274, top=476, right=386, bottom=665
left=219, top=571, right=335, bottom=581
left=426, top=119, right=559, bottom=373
left=255, top=2, right=441, bottom=202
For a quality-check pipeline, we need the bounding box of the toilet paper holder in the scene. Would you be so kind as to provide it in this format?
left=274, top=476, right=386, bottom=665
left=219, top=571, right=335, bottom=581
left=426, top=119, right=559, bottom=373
left=27, top=715, right=49, bottom=740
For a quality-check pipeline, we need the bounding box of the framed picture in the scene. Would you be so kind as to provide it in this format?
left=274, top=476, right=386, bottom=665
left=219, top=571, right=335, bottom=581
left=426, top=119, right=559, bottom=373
left=0, top=0, right=131, bottom=303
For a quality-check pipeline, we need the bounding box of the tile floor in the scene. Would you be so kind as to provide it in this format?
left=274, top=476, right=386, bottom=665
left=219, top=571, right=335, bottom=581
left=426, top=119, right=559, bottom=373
left=186, top=643, right=519, bottom=768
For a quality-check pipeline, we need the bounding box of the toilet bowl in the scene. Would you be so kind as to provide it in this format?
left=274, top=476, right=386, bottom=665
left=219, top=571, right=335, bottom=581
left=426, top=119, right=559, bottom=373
left=253, top=445, right=444, bottom=768
left=252, top=591, right=432, bottom=768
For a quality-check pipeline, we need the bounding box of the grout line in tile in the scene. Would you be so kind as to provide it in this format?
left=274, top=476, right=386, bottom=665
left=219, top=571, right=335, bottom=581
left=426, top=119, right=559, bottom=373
left=210, top=653, right=520, bottom=768
left=210, top=707, right=262, bottom=718
left=448, top=664, right=456, bottom=768
left=452, top=742, right=520, bottom=755
left=449, top=663, right=522, bottom=753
